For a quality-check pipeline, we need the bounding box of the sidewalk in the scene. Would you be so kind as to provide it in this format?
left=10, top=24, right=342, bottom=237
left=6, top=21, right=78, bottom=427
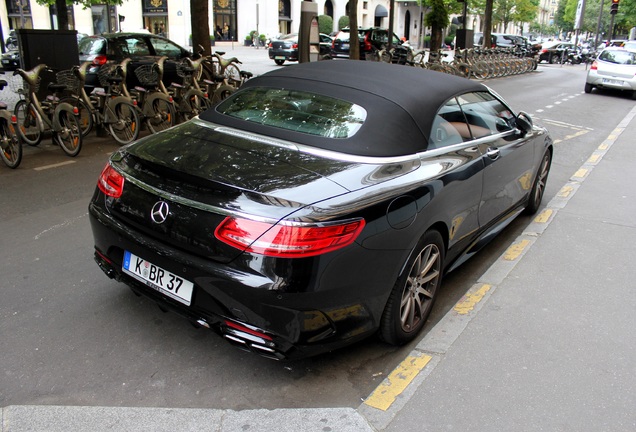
left=2, top=76, right=635, bottom=432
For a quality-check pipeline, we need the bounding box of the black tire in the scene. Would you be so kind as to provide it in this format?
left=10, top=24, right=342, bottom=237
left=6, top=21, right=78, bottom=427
left=211, top=84, right=236, bottom=104
left=146, top=97, right=176, bottom=134
left=224, top=63, right=242, bottom=88
left=274, top=59, right=285, bottom=66
left=525, top=151, right=552, bottom=215
left=62, top=98, right=93, bottom=138
left=380, top=230, right=445, bottom=345
left=0, top=117, right=22, bottom=169
left=107, top=101, right=140, bottom=145
left=14, top=100, right=42, bottom=146
left=549, top=54, right=558, bottom=64
left=584, top=83, right=593, bottom=94
left=54, top=109, right=82, bottom=157
left=184, top=92, right=211, bottom=120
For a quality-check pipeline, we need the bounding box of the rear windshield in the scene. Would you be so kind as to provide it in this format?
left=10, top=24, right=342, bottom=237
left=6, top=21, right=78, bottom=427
left=78, top=37, right=105, bottom=55
left=599, top=49, right=636, bottom=65
left=216, top=87, right=367, bottom=139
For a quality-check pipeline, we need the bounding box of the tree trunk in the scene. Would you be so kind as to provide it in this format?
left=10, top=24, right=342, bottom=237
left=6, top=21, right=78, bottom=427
left=483, top=0, right=493, bottom=48
left=191, top=0, right=211, bottom=56
left=349, top=0, right=360, bottom=60
left=56, top=0, right=69, bottom=31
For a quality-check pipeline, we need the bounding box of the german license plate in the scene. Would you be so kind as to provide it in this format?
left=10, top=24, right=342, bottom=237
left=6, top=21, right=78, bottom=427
left=602, top=78, right=623, bottom=86
left=275, top=56, right=285, bottom=60
left=1, top=60, right=9, bottom=64
left=342, top=43, right=350, bottom=49
left=123, top=251, right=194, bottom=306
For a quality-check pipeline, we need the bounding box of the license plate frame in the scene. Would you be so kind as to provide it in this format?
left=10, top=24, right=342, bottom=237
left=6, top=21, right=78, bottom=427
left=122, top=251, right=194, bottom=306
left=602, top=78, right=623, bottom=86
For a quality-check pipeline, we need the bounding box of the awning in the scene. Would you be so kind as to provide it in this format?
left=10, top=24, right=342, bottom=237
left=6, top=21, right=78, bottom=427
left=375, top=5, right=388, bottom=17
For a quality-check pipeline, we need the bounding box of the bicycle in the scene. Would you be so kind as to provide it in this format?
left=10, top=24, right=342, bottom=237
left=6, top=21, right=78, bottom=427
left=169, top=58, right=212, bottom=122
left=199, top=50, right=243, bottom=89
left=0, top=77, right=22, bottom=168
left=133, top=57, right=177, bottom=133
left=13, top=64, right=82, bottom=157
left=58, top=61, right=140, bottom=145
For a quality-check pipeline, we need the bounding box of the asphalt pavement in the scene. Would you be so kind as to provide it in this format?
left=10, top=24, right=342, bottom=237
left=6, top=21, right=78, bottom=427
left=2, top=45, right=635, bottom=431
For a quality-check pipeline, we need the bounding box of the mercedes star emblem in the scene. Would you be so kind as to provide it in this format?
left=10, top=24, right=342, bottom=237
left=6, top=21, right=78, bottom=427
left=150, top=201, right=170, bottom=224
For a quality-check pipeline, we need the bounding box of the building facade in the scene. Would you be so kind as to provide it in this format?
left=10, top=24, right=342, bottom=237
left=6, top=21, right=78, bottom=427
left=0, top=0, right=488, bottom=52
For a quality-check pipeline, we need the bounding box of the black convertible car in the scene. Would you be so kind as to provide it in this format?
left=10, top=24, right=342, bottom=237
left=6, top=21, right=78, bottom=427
left=90, top=61, right=552, bottom=360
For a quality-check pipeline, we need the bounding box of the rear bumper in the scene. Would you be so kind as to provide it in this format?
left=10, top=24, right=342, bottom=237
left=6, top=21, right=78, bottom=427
left=89, top=199, right=384, bottom=360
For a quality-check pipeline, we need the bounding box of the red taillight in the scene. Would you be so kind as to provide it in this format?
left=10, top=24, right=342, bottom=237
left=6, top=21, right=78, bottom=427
left=541, top=48, right=548, bottom=53
left=92, top=55, right=108, bottom=66
left=363, top=35, right=372, bottom=51
left=97, top=163, right=124, bottom=198
left=214, top=216, right=365, bottom=258
left=292, top=43, right=298, bottom=49
left=591, top=60, right=598, bottom=70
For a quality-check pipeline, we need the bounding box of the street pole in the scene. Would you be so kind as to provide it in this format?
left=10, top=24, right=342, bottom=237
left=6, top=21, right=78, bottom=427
left=594, top=0, right=604, bottom=48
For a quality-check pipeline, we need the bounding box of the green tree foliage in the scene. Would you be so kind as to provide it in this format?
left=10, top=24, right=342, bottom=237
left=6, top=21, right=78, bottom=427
left=563, top=0, right=635, bottom=37
left=318, top=15, right=333, bottom=35
left=425, top=0, right=449, bottom=50
left=338, top=16, right=350, bottom=31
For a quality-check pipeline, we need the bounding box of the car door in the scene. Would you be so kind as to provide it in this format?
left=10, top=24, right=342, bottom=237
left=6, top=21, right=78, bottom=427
left=456, top=91, right=536, bottom=226
left=427, top=97, right=484, bottom=250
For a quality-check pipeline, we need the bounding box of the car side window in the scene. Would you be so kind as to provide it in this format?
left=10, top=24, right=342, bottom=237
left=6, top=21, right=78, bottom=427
left=428, top=98, right=472, bottom=149
left=456, top=92, right=515, bottom=139
left=124, top=37, right=150, bottom=56
left=150, top=37, right=183, bottom=59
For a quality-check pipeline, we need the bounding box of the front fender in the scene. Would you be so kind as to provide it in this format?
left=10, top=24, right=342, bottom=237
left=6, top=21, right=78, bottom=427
left=52, top=102, right=77, bottom=131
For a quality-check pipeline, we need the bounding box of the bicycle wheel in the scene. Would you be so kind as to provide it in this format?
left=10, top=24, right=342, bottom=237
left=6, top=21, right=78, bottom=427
left=0, top=117, right=22, bottom=169
left=62, top=98, right=94, bottom=138
left=14, top=100, right=42, bottom=146
left=185, top=93, right=211, bottom=120
left=224, top=63, right=242, bottom=88
left=107, top=101, right=140, bottom=145
left=146, top=97, right=176, bottom=134
left=211, top=84, right=236, bottom=104
left=54, top=109, right=82, bottom=157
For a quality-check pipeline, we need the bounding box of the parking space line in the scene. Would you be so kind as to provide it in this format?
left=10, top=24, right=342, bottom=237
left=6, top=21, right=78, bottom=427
left=364, top=354, right=432, bottom=411
left=33, top=160, right=76, bottom=171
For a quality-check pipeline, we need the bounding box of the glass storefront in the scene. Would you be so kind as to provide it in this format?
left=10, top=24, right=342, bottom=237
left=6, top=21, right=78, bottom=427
left=143, top=0, right=169, bottom=37
left=214, top=0, right=237, bottom=41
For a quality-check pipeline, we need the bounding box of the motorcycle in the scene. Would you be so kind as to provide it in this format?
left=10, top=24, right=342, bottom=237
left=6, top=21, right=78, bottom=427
left=5, top=31, right=17, bottom=50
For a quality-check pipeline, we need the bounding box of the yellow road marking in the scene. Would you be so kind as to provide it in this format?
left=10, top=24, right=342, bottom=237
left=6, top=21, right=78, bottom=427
left=558, top=185, right=573, bottom=197
left=573, top=168, right=588, bottom=178
left=364, top=354, right=432, bottom=411
left=534, top=209, right=553, bottom=223
left=587, top=154, right=600, bottom=164
left=454, top=284, right=492, bottom=315
left=504, top=239, right=531, bottom=261
left=599, top=143, right=609, bottom=150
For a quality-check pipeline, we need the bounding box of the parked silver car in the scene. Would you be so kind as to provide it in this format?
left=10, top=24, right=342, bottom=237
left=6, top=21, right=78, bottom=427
left=585, top=47, right=636, bottom=99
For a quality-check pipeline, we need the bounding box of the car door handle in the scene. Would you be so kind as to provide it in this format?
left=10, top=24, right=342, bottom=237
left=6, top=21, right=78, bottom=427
left=486, top=147, right=500, bottom=159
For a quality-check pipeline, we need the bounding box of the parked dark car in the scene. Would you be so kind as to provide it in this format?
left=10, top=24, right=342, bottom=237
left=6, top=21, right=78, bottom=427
left=268, top=33, right=333, bottom=65
left=78, top=32, right=191, bottom=91
left=538, top=41, right=575, bottom=63
left=89, top=61, right=553, bottom=360
left=1, top=49, right=20, bottom=71
left=330, top=27, right=405, bottom=60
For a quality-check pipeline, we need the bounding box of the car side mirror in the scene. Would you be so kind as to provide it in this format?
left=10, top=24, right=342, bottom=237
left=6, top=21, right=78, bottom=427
left=516, top=111, right=533, bottom=136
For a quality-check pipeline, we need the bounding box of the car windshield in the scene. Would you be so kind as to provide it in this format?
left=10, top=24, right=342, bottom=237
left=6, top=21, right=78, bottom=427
left=78, top=37, right=105, bottom=55
left=216, top=87, right=367, bottom=139
left=599, top=49, right=636, bottom=65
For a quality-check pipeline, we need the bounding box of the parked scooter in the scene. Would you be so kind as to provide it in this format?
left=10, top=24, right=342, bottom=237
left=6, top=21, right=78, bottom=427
left=5, top=31, right=17, bottom=50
